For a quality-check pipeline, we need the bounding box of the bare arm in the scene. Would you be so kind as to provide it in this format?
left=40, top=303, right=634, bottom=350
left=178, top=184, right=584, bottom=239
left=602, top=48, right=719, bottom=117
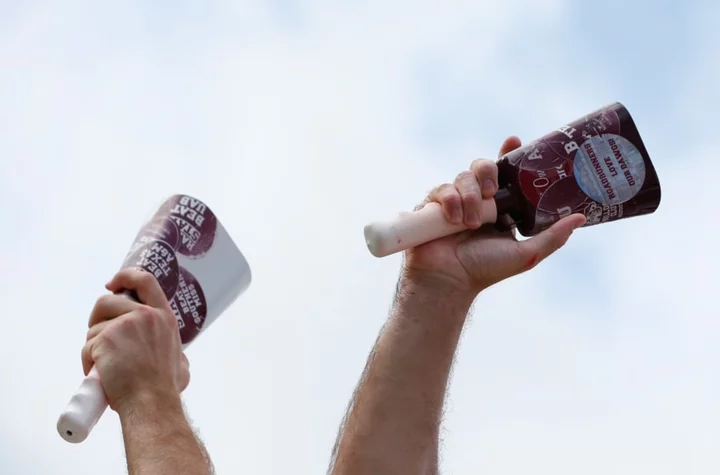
left=84, top=269, right=215, bottom=475
left=329, top=273, right=475, bottom=475
left=329, top=138, right=581, bottom=475
left=119, top=391, right=214, bottom=475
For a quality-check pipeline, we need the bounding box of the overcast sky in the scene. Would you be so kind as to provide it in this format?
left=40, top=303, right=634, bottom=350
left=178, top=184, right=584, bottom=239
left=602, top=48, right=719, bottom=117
left=1, top=1, right=719, bottom=474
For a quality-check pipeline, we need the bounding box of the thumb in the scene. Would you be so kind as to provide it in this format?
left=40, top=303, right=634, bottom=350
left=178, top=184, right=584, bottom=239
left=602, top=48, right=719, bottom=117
left=516, top=214, right=586, bottom=272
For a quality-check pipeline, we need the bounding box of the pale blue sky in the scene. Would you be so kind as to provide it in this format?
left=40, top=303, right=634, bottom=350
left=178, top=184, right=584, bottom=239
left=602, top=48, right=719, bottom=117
left=1, top=1, right=719, bottom=474
left=414, top=0, right=699, bottom=153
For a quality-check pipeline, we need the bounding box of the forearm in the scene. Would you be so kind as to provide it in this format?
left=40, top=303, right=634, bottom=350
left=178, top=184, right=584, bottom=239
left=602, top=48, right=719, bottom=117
left=332, top=274, right=475, bottom=475
left=119, top=392, right=213, bottom=475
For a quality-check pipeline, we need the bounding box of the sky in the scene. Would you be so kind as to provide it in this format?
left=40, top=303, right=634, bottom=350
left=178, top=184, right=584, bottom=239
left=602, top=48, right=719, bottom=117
left=1, top=0, right=719, bottom=474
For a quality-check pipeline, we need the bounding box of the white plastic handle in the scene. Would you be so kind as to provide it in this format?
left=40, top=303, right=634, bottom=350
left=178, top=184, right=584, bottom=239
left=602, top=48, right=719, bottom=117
left=364, top=200, right=498, bottom=258
left=56, top=366, right=108, bottom=443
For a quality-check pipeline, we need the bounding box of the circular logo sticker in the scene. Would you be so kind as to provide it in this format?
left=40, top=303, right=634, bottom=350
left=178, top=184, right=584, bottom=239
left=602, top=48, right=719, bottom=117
left=136, top=216, right=180, bottom=251
left=572, top=134, right=645, bottom=205
left=169, top=267, right=208, bottom=345
left=160, top=195, right=218, bottom=259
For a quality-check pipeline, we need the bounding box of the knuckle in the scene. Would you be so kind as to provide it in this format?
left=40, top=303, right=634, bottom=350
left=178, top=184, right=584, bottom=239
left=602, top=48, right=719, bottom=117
left=136, top=270, right=157, bottom=287
left=119, top=307, right=153, bottom=332
left=135, top=305, right=157, bottom=321
left=437, top=183, right=458, bottom=197
left=442, top=192, right=461, bottom=207
left=95, top=330, right=114, bottom=349
left=95, top=294, right=115, bottom=308
left=460, top=190, right=481, bottom=205
left=161, top=309, right=178, bottom=328
left=89, top=295, right=115, bottom=327
left=136, top=305, right=176, bottom=329
left=425, top=184, right=453, bottom=207
left=471, top=158, right=498, bottom=176
left=90, top=294, right=113, bottom=317
left=433, top=183, right=454, bottom=195
left=455, top=170, right=475, bottom=184
left=470, top=157, right=493, bottom=167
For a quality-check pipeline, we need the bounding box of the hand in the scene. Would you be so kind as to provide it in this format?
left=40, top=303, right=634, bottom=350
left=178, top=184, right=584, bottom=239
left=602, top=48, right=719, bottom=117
left=82, top=268, right=190, bottom=412
left=404, top=136, right=586, bottom=296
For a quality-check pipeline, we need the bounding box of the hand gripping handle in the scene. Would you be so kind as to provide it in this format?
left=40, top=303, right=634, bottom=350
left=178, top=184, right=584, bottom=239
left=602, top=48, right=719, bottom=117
left=363, top=200, right=498, bottom=258
left=57, top=291, right=136, bottom=443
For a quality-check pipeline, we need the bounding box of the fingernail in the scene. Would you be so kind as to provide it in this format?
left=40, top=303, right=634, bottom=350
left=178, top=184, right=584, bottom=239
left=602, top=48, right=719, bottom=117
left=482, top=179, right=496, bottom=195
left=451, top=208, right=463, bottom=224
left=466, top=211, right=480, bottom=228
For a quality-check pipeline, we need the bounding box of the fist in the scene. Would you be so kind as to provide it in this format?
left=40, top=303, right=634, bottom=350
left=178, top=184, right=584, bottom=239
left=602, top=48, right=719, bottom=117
left=82, top=268, right=190, bottom=412
left=406, top=137, right=586, bottom=294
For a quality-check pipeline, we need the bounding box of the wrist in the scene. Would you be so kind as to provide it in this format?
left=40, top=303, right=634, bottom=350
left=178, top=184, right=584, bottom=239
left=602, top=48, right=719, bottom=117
left=399, top=268, right=479, bottom=306
left=116, top=386, right=184, bottom=421
left=394, top=270, right=477, bottom=331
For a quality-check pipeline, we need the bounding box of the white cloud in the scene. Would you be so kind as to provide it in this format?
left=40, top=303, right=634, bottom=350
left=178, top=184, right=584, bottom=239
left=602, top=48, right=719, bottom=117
left=1, top=1, right=719, bottom=474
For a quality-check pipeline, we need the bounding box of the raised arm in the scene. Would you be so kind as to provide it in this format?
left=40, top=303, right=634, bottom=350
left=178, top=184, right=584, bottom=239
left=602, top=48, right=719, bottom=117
left=83, top=268, right=213, bottom=475
left=329, top=274, right=474, bottom=475
left=118, top=391, right=213, bottom=475
left=330, top=136, right=586, bottom=475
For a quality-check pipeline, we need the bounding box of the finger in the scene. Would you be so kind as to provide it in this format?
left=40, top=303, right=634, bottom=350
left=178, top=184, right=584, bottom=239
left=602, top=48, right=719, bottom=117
left=81, top=337, right=97, bottom=376
left=469, top=158, right=499, bottom=200
left=427, top=183, right=463, bottom=224
left=516, top=214, right=586, bottom=272
left=86, top=319, right=112, bottom=342
left=83, top=312, right=137, bottom=375
left=453, top=171, right=484, bottom=229
left=498, top=136, right=522, bottom=157
left=106, top=267, right=170, bottom=309
left=88, top=293, right=141, bottom=328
